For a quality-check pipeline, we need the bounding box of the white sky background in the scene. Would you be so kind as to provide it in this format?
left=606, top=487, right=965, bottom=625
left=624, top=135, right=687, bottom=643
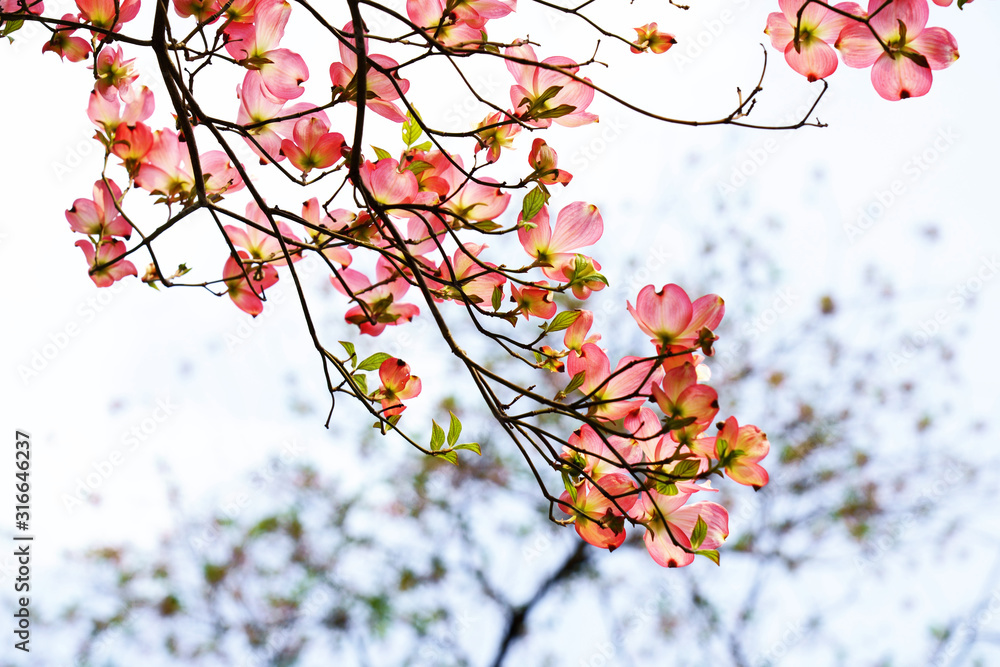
left=2, top=0, right=1000, bottom=665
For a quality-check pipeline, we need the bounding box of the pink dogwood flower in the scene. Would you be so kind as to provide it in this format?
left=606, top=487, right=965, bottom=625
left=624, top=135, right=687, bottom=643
left=66, top=179, right=132, bottom=239
left=627, top=284, right=725, bottom=352
left=518, top=202, right=602, bottom=281
left=631, top=23, right=676, bottom=54
left=407, top=0, right=482, bottom=47
left=135, top=129, right=244, bottom=203
left=41, top=14, right=92, bottom=62
left=223, top=250, right=279, bottom=316
left=651, top=362, right=719, bottom=444
left=559, top=474, right=637, bottom=551
left=224, top=0, right=309, bottom=101
left=692, top=416, right=770, bottom=490
left=528, top=138, right=572, bottom=186
left=301, top=198, right=352, bottom=267
left=76, top=237, right=137, bottom=287
left=836, top=0, right=960, bottom=100
left=92, top=46, right=138, bottom=101
left=629, top=489, right=729, bottom=568
left=225, top=203, right=303, bottom=266
left=764, top=0, right=862, bottom=81
left=371, top=357, right=422, bottom=418
left=566, top=343, right=661, bottom=421
left=87, top=85, right=154, bottom=136
left=332, top=258, right=421, bottom=336
left=505, top=42, right=598, bottom=128
left=330, top=21, right=411, bottom=123
left=429, top=243, right=506, bottom=305
left=236, top=75, right=313, bottom=163
left=474, top=110, right=522, bottom=164
left=112, top=122, right=154, bottom=175
left=280, top=113, right=347, bottom=175
left=561, top=424, right=642, bottom=481
left=509, top=282, right=557, bottom=321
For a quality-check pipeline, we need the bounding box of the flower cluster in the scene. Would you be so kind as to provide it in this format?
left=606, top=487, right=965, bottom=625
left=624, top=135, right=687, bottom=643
left=765, top=0, right=960, bottom=100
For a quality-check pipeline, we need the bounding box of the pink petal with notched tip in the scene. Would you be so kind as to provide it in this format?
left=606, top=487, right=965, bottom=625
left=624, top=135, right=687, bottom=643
left=872, top=53, right=932, bottom=100
left=567, top=343, right=610, bottom=395
left=628, top=284, right=693, bottom=343
left=910, top=27, right=960, bottom=70
left=549, top=202, right=602, bottom=254
left=258, top=49, right=308, bottom=101
left=252, top=0, right=291, bottom=52
left=688, top=293, right=725, bottom=334
left=379, top=357, right=413, bottom=394
left=868, top=0, right=927, bottom=39
left=836, top=22, right=884, bottom=69
left=784, top=39, right=839, bottom=80
left=765, top=11, right=795, bottom=50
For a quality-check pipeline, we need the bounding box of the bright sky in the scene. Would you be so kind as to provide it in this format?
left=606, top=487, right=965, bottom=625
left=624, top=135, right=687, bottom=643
left=2, top=0, right=999, bottom=664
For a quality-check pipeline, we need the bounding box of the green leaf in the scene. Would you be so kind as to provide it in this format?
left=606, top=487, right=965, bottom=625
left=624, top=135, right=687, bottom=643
left=402, top=108, right=423, bottom=147
left=469, top=219, right=501, bottom=233
left=453, top=442, right=481, bottom=455
left=435, top=450, right=460, bottom=465
left=404, top=160, right=433, bottom=175
left=564, top=370, right=586, bottom=395
left=447, top=412, right=462, bottom=447
left=695, top=549, right=720, bottom=566
left=491, top=285, right=503, bottom=311
left=430, top=420, right=445, bottom=451
left=521, top=186, right=548, bottom=222
left=412, top=141, right=433, bottom=152
left=352, top=373, right=368, bottom=395
left=562, top=470, right=578, bottom=504
left=534, top=104, right=577, bottom=120
left=339, top=341, right=358, bottom=368
left=901, top=49, right=930, bottom=70
left=690, top=515, right=708, bottom=550
left=544, top=310, right=582, bottom=334
left=372, top=146, right=392, bottom=161
left=358, top=352, right=392, bottom=371
left=654, top=480, right=679, bottom=496
left=533, top=85, right=563, bottom=109
left=672, top=459, right=701, bottom=479
left=1, top=19, right=24, bottom=38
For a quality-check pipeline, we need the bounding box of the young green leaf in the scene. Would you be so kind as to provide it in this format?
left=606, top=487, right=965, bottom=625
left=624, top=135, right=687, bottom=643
left=339, top=341, right=358, bottom=369
left=447, top=412, right=462, bottom=447
left=564, top=370, right=586, bottom=395
left=695, top=549, right=721, bottom=566
left=372, top=146, right=392, bottom=161
left=402, top=109, right=423, bottom=147
left=453, top=442, right=481, bottom=455
left=521, top=186, right=547, bottom=222
left=434, top=450, right=459, bottom=465
left=544, top=310, right=582, bottom=334
left=430, top=420, right=445, bottom=451
left=358, top=352, right=392, bottom=371
left=690, top=515, right=708, bottom=550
